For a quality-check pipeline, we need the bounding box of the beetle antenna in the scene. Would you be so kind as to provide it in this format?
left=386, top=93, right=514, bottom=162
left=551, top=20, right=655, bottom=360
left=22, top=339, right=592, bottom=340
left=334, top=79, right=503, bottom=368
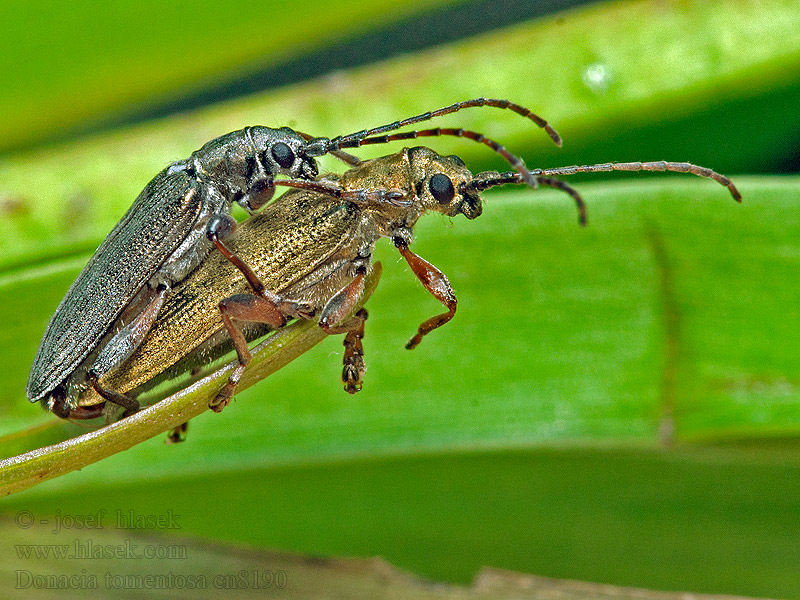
left=465, top=158, right=741, bottom=226
left=464, top=171, right=587, bottom=225
left=296, top=131, right=362, bottom=166
left=464, top=171, right=522, bottom=192
left=537, top=177, right=588, bottom=226
left=531, top=161, right=742, bottom=202
left=328, top=97, right=561, bottom=149
left=342, top=127, right=541, bottom=189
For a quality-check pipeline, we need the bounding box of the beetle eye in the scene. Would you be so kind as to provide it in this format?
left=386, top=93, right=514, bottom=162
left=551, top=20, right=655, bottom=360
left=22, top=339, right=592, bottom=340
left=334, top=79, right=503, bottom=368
left=447, top=154, right=465, bottom=167
left=429, top=173, right=455, bottom=204
left=271, top=142, right=295, bottom=169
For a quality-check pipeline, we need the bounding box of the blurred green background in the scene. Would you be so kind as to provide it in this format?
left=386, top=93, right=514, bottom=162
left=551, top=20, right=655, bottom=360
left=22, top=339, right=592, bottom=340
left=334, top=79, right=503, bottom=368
left=1, top=0, right=799, bottom=598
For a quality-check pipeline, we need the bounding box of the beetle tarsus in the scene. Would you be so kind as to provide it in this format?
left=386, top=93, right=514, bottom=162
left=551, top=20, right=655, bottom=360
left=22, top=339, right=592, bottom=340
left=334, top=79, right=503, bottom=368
left=341, top=308, right=368, bottom=393
left=319, top=266, right=378, bottom=393
left=209, top=385, right=234, bottom=412
left=209, top=396, right=230, bottom=413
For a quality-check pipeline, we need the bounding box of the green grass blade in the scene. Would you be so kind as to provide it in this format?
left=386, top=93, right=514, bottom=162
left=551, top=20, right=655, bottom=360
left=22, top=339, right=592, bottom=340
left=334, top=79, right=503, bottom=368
left=0, top=0, right=464, bottom=152
left=4, top=445, right=800, bottom=598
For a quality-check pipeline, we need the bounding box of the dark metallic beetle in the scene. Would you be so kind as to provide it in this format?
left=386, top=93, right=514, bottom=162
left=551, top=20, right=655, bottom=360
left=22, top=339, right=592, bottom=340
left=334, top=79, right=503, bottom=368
left=46, top=143, right=740, bottom=421
left=27, top=98, right=567, bottom=417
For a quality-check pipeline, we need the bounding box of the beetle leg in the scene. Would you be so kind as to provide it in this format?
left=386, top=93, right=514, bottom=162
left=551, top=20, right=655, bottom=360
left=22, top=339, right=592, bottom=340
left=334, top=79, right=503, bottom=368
left=67, top=404, right=107, bottom=420
left=241, top=178, right=275, bottom=212
left=272, top=178, right=409, bottom=207
left=208, top=226, right=266, bottom=294
left=208, top=230, right=315, bottom=316
left=212, top=291, right=313, bottom=412
left=207, top=227, right=268, bottom=296
left=87, top=372, right=139, bottom=418
left=393, top=235, right=457, bottom=350
left=327, top=308, right=369, bottom=394
left=209, top=233, right=315, bottom=317
left=83, top=284, right=170, bottom=419
left=319, top=268, right=370, bottom=393
left=207, top=214, right=295, bottom=300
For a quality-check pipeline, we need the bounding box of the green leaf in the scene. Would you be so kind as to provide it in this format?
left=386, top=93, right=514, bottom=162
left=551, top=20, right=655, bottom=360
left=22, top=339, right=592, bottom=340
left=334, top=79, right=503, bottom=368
left=4, top=445, right=800, bottom=597
left=0, top=0, right=465, bottom=152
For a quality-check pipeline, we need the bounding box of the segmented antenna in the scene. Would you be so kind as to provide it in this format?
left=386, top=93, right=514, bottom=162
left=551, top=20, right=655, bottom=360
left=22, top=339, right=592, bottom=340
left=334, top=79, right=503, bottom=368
left=296, top=131, right=362, bottom=166
left=353, top=127, right=540, bottom=189
left=529, top=161, right=741, bottom=202
left=537, top=177, right=588, bottom=226
left=331, top=98, right=561, bottom=149
left=308, top=98, right=562, bottom=190
left=465, top=160, right=742, bottom=225
left=464, top=172, right=587, bottom=225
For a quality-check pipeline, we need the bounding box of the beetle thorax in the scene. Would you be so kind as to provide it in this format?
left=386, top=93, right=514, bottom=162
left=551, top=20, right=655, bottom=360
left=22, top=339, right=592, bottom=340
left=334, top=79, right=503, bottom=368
left=191, top=126, right=318, bottom=202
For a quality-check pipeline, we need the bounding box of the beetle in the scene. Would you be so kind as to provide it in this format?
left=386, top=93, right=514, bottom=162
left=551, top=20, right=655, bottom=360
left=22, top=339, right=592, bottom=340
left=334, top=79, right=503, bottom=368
left=54, top=145, right=740, bottom=421
left=26, top=98, right=564, bottom=418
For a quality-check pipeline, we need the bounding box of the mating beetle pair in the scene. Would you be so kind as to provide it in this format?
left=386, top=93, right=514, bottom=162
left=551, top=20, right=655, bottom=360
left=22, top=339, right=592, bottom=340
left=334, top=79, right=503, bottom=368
left=26, top=98, right=741, bottom=420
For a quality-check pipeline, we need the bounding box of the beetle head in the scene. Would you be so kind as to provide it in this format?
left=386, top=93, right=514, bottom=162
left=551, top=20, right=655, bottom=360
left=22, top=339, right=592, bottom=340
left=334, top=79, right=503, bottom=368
left=337, top=147, right=483, bottom=225
left=337, top=146, right=487, bottom=227
left=234, top=127, right=320, bottom=211
left=403, top=146, right=484, bottom=220
left=247, top=126, right=319, bottom=179
left=193, top=127, right=319, bottom=211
